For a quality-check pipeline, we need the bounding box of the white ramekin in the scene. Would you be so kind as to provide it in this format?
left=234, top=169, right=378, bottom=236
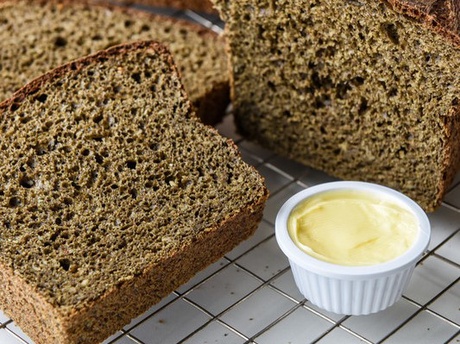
left=275, top=181, right=431, bottom=316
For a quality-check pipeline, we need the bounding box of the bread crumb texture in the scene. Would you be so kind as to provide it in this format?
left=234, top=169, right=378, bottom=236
left=0, top=0, right=229, bottom=123
left=215, top=0, right=460, bottom=211
left=0, top=42, right=266, bottom=318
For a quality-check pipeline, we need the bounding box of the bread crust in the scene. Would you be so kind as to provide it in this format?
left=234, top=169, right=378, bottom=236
left=386, top=0, right=460, bottom=45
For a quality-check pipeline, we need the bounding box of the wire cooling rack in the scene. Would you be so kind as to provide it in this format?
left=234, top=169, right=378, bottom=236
left=1, top=5, right=459, bottom=344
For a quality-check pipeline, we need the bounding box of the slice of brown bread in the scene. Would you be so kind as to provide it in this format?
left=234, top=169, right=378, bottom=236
left=0, top=40, right=268, bottom=344
left=0, top=0, right=228, bottom=124
left=211, top=0, right=460, bottom=211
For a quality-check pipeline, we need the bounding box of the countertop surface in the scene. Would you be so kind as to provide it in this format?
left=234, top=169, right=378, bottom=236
left=1, top=6, right=459, bottom=344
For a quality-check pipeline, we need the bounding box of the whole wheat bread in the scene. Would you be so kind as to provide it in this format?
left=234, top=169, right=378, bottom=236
left=0, top=40, right=268, bottom=344
left=212, top=0, right=460, bottom=211
left=0, top=0, right=228, bottom=124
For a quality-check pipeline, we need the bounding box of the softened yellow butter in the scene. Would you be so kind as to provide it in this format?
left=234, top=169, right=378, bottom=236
left=287, top=190, right=419, bottom=266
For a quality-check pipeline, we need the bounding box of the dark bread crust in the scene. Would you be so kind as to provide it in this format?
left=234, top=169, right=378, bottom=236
left=387, top=0, right=460, bottom=45
left=0, top=0, right=229, bottom=124
left=0, top=40, right=268, bottom=343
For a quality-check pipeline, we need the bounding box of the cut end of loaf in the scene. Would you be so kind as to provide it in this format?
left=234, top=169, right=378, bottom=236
left=219, top=0, right=460, bottom=211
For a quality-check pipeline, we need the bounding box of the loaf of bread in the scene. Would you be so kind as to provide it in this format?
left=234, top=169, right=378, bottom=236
left=212, top=0, right=460, bottom=211
left=0, top=40, right=268, bottom=344
left=0, top=0, right=228, bottom=124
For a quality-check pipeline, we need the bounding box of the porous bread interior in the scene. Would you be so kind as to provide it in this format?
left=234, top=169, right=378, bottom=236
left=220, top=0, right=460, bottom=211
left=0, top=0, right=228, bottom=122
left=0, top=44, right=265, bottom=313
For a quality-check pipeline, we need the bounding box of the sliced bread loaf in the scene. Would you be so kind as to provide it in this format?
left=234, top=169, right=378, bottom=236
left=0, top=0, right=228, bottom=124
left=0, top=40, right=268, bottom=344
left=212, top=0, right=460, bottom=211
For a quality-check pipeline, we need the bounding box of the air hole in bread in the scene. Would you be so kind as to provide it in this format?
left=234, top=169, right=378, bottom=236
left=65, top=212, right=75, bottom=221
left=126, top=160, right=136, bottom=169
left=26, top=158, right=36, bottom=169
left=35, top=145, right=46, bottom=156
left=313, top=95, right=330, bottom=109
left=71, top=181, right=81, bottom=191
left=93, top=115, right=103, bottom=124
left=381, top=23, right=399, bottom=45
left=124, top=20, right=133, bottom=28
left=388, top=88, right=398, bottom=97
left=141, top=24, right=150, bottom=32
left=95, top=154, right=103, bottom=164
left=19, top=176, right=35, bottom=189
left=8, top=197, right=21, bottom=208
left=63, top=197, right=73, bottom=206
left=54, top=36, right=67, bottom=47
left=59, top=259, right=71, bottom=271
left=118, top=239, right=127, bottom=249
left=358, top=97, right=368, bottom=115
left=131, top=73, right=141, bottom=83
left=353, top=75, right=365, bottom=85
left=149, top=142, right=159, bottom=151
left=226, top=173, right=233, bottom=184
left=19, top=116, right=31, bottom=124
left=9, top=102, right=20, bottom=112
left=336, top=82, right=352, bottom=99
left=91, top=136, right=103, bottom=142
left=129, top=188, right=137, bottom=199
left=165, top=175, right=174, bottom=185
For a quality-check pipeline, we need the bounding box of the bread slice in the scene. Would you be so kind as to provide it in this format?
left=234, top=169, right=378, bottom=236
left=0, top=0, right=228, bottom=124
left=0, top=40, right=268, bottom=344
left=211, top=0, right=460, bottom=211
